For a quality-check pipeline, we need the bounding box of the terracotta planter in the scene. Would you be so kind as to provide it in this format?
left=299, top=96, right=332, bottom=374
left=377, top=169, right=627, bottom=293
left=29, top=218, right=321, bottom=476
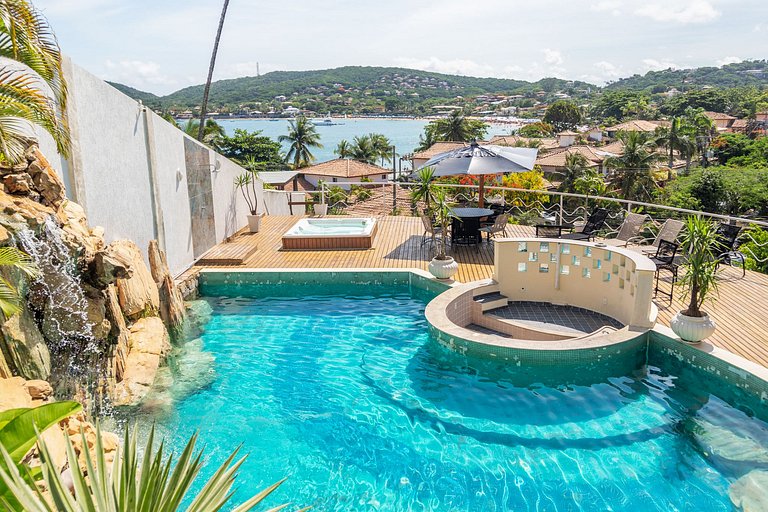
left=315, top=203, right=328, bottom=216
left=428, top=256, right=459, bottom=280
left=670, top=311, right=716, bottom=343
left=246, top=213, right=263, bottom=233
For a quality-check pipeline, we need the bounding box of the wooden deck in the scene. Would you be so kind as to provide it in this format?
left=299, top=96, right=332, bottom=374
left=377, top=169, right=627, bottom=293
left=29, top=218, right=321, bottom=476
left=192, top=215, right=768, bottom=368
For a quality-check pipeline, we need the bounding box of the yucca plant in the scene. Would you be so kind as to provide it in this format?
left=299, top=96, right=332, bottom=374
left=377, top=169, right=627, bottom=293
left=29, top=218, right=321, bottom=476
left=678, top=216, right=720, bottom=317
left=0, top=424, right=300, bottom=512
left=0, top=246, right=40, bottom=318
left=0, top=0, right=70, bottom=162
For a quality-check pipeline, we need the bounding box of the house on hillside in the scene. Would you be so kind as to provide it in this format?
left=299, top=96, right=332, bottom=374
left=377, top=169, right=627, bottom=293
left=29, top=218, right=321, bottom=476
left=556, top=131, right=579, bottom=147
left=535, top=145, right=616, bottom=176
left=583, top=126, right=603, bottom=142
left=301, top=160, right=391, bottom=189
left=704, top=111, right=737, bottom=131
left=605, top=120, right=667, bottom=138
left=487, top=136, right=560, bottom=151
left=260, top=170, right=315, bottom=192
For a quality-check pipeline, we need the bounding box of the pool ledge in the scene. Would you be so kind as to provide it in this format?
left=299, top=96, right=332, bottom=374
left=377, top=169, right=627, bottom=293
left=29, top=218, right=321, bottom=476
left=425, top=279, right=651, bottom=358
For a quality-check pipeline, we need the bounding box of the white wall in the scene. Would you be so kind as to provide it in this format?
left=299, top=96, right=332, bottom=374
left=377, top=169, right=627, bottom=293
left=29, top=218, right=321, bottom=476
left=34, top=57, right=260, bottom=276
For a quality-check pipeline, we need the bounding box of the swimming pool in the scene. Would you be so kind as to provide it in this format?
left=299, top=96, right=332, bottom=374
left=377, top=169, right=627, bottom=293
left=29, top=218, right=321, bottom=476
left=144, top=274, right=768, bottom=511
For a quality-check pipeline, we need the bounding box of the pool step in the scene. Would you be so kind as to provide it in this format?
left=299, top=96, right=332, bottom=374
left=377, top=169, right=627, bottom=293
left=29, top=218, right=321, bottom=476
left=473, top=292, right=509, bottom=311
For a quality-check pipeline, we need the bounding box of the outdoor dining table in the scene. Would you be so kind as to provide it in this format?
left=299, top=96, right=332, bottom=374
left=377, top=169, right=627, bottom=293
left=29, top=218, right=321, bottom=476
left=450, top=207, right=494, bottom=245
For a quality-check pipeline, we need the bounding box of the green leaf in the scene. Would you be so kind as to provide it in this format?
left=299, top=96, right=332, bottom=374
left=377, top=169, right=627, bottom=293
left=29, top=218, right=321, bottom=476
left=0, top=401, right=81, bottom=465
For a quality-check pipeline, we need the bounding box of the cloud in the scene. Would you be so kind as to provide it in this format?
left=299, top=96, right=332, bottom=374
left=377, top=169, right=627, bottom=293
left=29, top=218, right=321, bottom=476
left=641, top=58, right=680, bottom=71
left=716, top=56, right=742, bottom=66
left=633, top=1, right=720, bottom=24
left=392, top=57, right=497, bottom=77
left=590, top=1, right=622, bottom=16
left=104, top=59, right=176, bottom=88
left=542, top=49, right=564, bottom=66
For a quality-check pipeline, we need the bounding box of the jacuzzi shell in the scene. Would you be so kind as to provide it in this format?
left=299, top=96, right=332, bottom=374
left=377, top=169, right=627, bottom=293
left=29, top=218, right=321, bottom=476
left=282, top=217, right=378, bottom=250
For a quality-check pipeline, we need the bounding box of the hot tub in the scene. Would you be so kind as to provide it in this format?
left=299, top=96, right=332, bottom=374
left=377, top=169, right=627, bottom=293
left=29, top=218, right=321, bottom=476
left=282, top=217, right=377, bottom=250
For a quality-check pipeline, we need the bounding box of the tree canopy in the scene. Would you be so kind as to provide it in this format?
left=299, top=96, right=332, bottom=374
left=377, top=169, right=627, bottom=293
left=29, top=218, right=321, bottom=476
left=543, top=100, right=582, bottom=132
left=214, top=128, right=284, bottom=168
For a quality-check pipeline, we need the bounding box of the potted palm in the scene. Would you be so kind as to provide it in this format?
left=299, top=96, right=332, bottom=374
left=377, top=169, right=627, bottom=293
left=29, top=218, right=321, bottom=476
left=234, top=165, right=262, bottom=233
left=427, top=189, right=460, bottom=280
left=670, top=216, right=720, bottom=342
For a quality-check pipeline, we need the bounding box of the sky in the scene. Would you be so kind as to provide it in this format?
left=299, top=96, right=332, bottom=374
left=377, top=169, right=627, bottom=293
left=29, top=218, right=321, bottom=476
left=34, top=0, right=768, bottom=96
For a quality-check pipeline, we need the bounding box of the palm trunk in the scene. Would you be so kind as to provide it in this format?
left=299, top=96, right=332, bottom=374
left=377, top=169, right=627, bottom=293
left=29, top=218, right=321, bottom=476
left=197, top=0, right=230, bottom=142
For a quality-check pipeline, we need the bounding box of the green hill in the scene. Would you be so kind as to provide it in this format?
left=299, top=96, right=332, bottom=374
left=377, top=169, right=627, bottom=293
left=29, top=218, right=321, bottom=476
left=605, top=60, right=768, bottom=91
left=106, top=81, right=162, bottom=108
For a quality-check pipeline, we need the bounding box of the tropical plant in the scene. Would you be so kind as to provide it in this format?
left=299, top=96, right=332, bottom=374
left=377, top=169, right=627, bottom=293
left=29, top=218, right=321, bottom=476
left=334, top=139, right=351, bottom=159
left=425, top=110, right=488, bottom=143
left=0, top=423, right=298, bottom=512
left=605, top=131, right=661, bottom=201
left=279, top=116, right=322, bottom=168
left=0, top=246, right=40, bottom=318
left=234, top=161, right=260, bottom=215
left=0, top=401, right=82, bottom=509
left=517, top=122, right=554, bottom=138
left=410, top=167, right=437, bottom=209
left=214, top=128, right=283, bottom=168
left=557, top=153, right=590, bottom=193
left=369, top=133, right=393, bottom=166
left=677, top=216, right=720, bottom=318
left=740, top=225, right=768, bottom=274
left=183, top=119, right=225, bottom=146
left=197, top=0, right=230, bottom=142
left=501, top=168, right=549, bottom=208
left=654, top=117, right=687, bottom=169
left=0, top=0, right=70, bottom=162
left=349, top=135, right=376, bottom=164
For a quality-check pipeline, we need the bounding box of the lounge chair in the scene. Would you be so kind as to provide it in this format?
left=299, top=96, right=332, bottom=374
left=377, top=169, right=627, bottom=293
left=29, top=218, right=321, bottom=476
left=649, top=240, right=679, bottom=303
left=715, top=223, right=746, bottom=277
left=420, top=213, right=443, bottom=246
left=559, top=208, right=609, bottom=241
left=479, top=213, right=510, bottom=241
left=634, top=218, right=685, bottom=256
left=602, top=212, right=648, bottom=247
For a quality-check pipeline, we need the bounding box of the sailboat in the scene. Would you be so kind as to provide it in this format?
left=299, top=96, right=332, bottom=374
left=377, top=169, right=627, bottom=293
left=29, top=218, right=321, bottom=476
left=313, top=113, right=343, bottom=126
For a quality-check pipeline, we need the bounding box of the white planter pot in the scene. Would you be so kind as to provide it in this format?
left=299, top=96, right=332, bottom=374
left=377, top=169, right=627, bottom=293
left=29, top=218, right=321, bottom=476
left=246, top=213, right=263, bottom=233
left=428, top=256, right=459, bottom=280
left=670, top=311, right=717, bottom=343
left=315, top=203, right=328, bottom=216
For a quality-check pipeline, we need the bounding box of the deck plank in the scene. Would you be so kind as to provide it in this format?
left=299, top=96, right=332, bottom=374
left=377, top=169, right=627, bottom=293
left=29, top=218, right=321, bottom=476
left=192, top=215, right=768, bottom=369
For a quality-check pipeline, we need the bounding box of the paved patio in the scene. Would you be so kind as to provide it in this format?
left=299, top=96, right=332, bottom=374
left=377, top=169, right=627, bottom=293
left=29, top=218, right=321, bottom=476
left=191, top=215, right=768, bottom=368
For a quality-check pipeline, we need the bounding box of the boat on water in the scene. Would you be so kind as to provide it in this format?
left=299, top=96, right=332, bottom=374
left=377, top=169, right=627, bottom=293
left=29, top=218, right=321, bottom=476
left=313, top=114, right=344, bottom=126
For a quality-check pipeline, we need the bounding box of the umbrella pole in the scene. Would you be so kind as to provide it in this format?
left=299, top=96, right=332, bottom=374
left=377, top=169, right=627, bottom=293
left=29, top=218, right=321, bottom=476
left=478, top=175, right=485, bottom=208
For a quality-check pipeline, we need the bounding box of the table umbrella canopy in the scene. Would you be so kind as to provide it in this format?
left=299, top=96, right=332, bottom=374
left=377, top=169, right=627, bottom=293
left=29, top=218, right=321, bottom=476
left=416, top=141, right=539, bottom=207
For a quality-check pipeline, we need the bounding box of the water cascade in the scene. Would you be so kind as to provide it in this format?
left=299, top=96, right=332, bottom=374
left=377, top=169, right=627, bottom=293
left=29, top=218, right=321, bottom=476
left=16, top=216, right=111, bottom=410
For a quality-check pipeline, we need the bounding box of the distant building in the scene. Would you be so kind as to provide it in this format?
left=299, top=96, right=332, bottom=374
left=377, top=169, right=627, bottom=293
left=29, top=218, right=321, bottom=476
left=704, top=111, right=736, bottom=131
left=583, top=126, right=603, bottom=142
left=301, top=160, right=392, bottom=189
left=605, top=120, right=667, bottom=138
left=556, top=131, right=579, bottom=147
left=410, top=142, right=469, bottom=170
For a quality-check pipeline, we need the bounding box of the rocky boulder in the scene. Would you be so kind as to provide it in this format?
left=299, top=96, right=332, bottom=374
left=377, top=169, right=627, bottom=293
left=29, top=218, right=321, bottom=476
left=57, top=200, right=104, bottom=263
left=29, top=147, right=66, bottom=208
left=112, top=240, right=160, bottom=320
left=0, top=303, right=51, bottom=380
left=148, top=240, right=185, bottom=333
left=3, top=173, right=34, bottom=195
left=89, top=247, right=133, bottom=288
left=111, top=317, right=171, bottom=406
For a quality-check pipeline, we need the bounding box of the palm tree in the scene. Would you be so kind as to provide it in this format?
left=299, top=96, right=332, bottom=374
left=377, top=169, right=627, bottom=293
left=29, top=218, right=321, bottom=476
left=335, top=139, right=351, bottom=159
left=279, top=116, right=322, bottom=168
left=655, top=117, right=686, bottom=168
left=183, top=118, right=224, bottom=146
left=410, top=167, right=437, bottom=210
left=605, top=131, right=661, bottom=201
left=0, top=0, right=70, bottom=162
left=197, top=0, right=230, bottom=142
left=557, top=153, right=590, bottom=193
left=349, top=135, right=377, bottom=164
left=0, top=246, right=40, bottom=318
left=369, top=133, right=393, bottom=166
left=432, top=110, right=488, bottom=142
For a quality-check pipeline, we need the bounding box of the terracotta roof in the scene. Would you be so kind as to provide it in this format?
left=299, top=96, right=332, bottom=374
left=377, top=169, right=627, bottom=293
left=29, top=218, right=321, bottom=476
left=704, top=111, right=736, bottom=121
left=731, top=119, right=749, bottom=129
left=411, top=141, right=468, bottom=160
left=300, top=159, right=390, bottom=179
left=598, top=140, right=625, bottom=155
left=488, top=135, right=560, bottom=151
left=535, top=146, right=606, bottom=168
left=605, top=120, right=664, bottom=133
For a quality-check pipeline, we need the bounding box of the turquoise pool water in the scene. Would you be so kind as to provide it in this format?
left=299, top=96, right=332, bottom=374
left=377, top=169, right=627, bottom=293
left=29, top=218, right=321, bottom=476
left=148, top=283, right=768, bottom=511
